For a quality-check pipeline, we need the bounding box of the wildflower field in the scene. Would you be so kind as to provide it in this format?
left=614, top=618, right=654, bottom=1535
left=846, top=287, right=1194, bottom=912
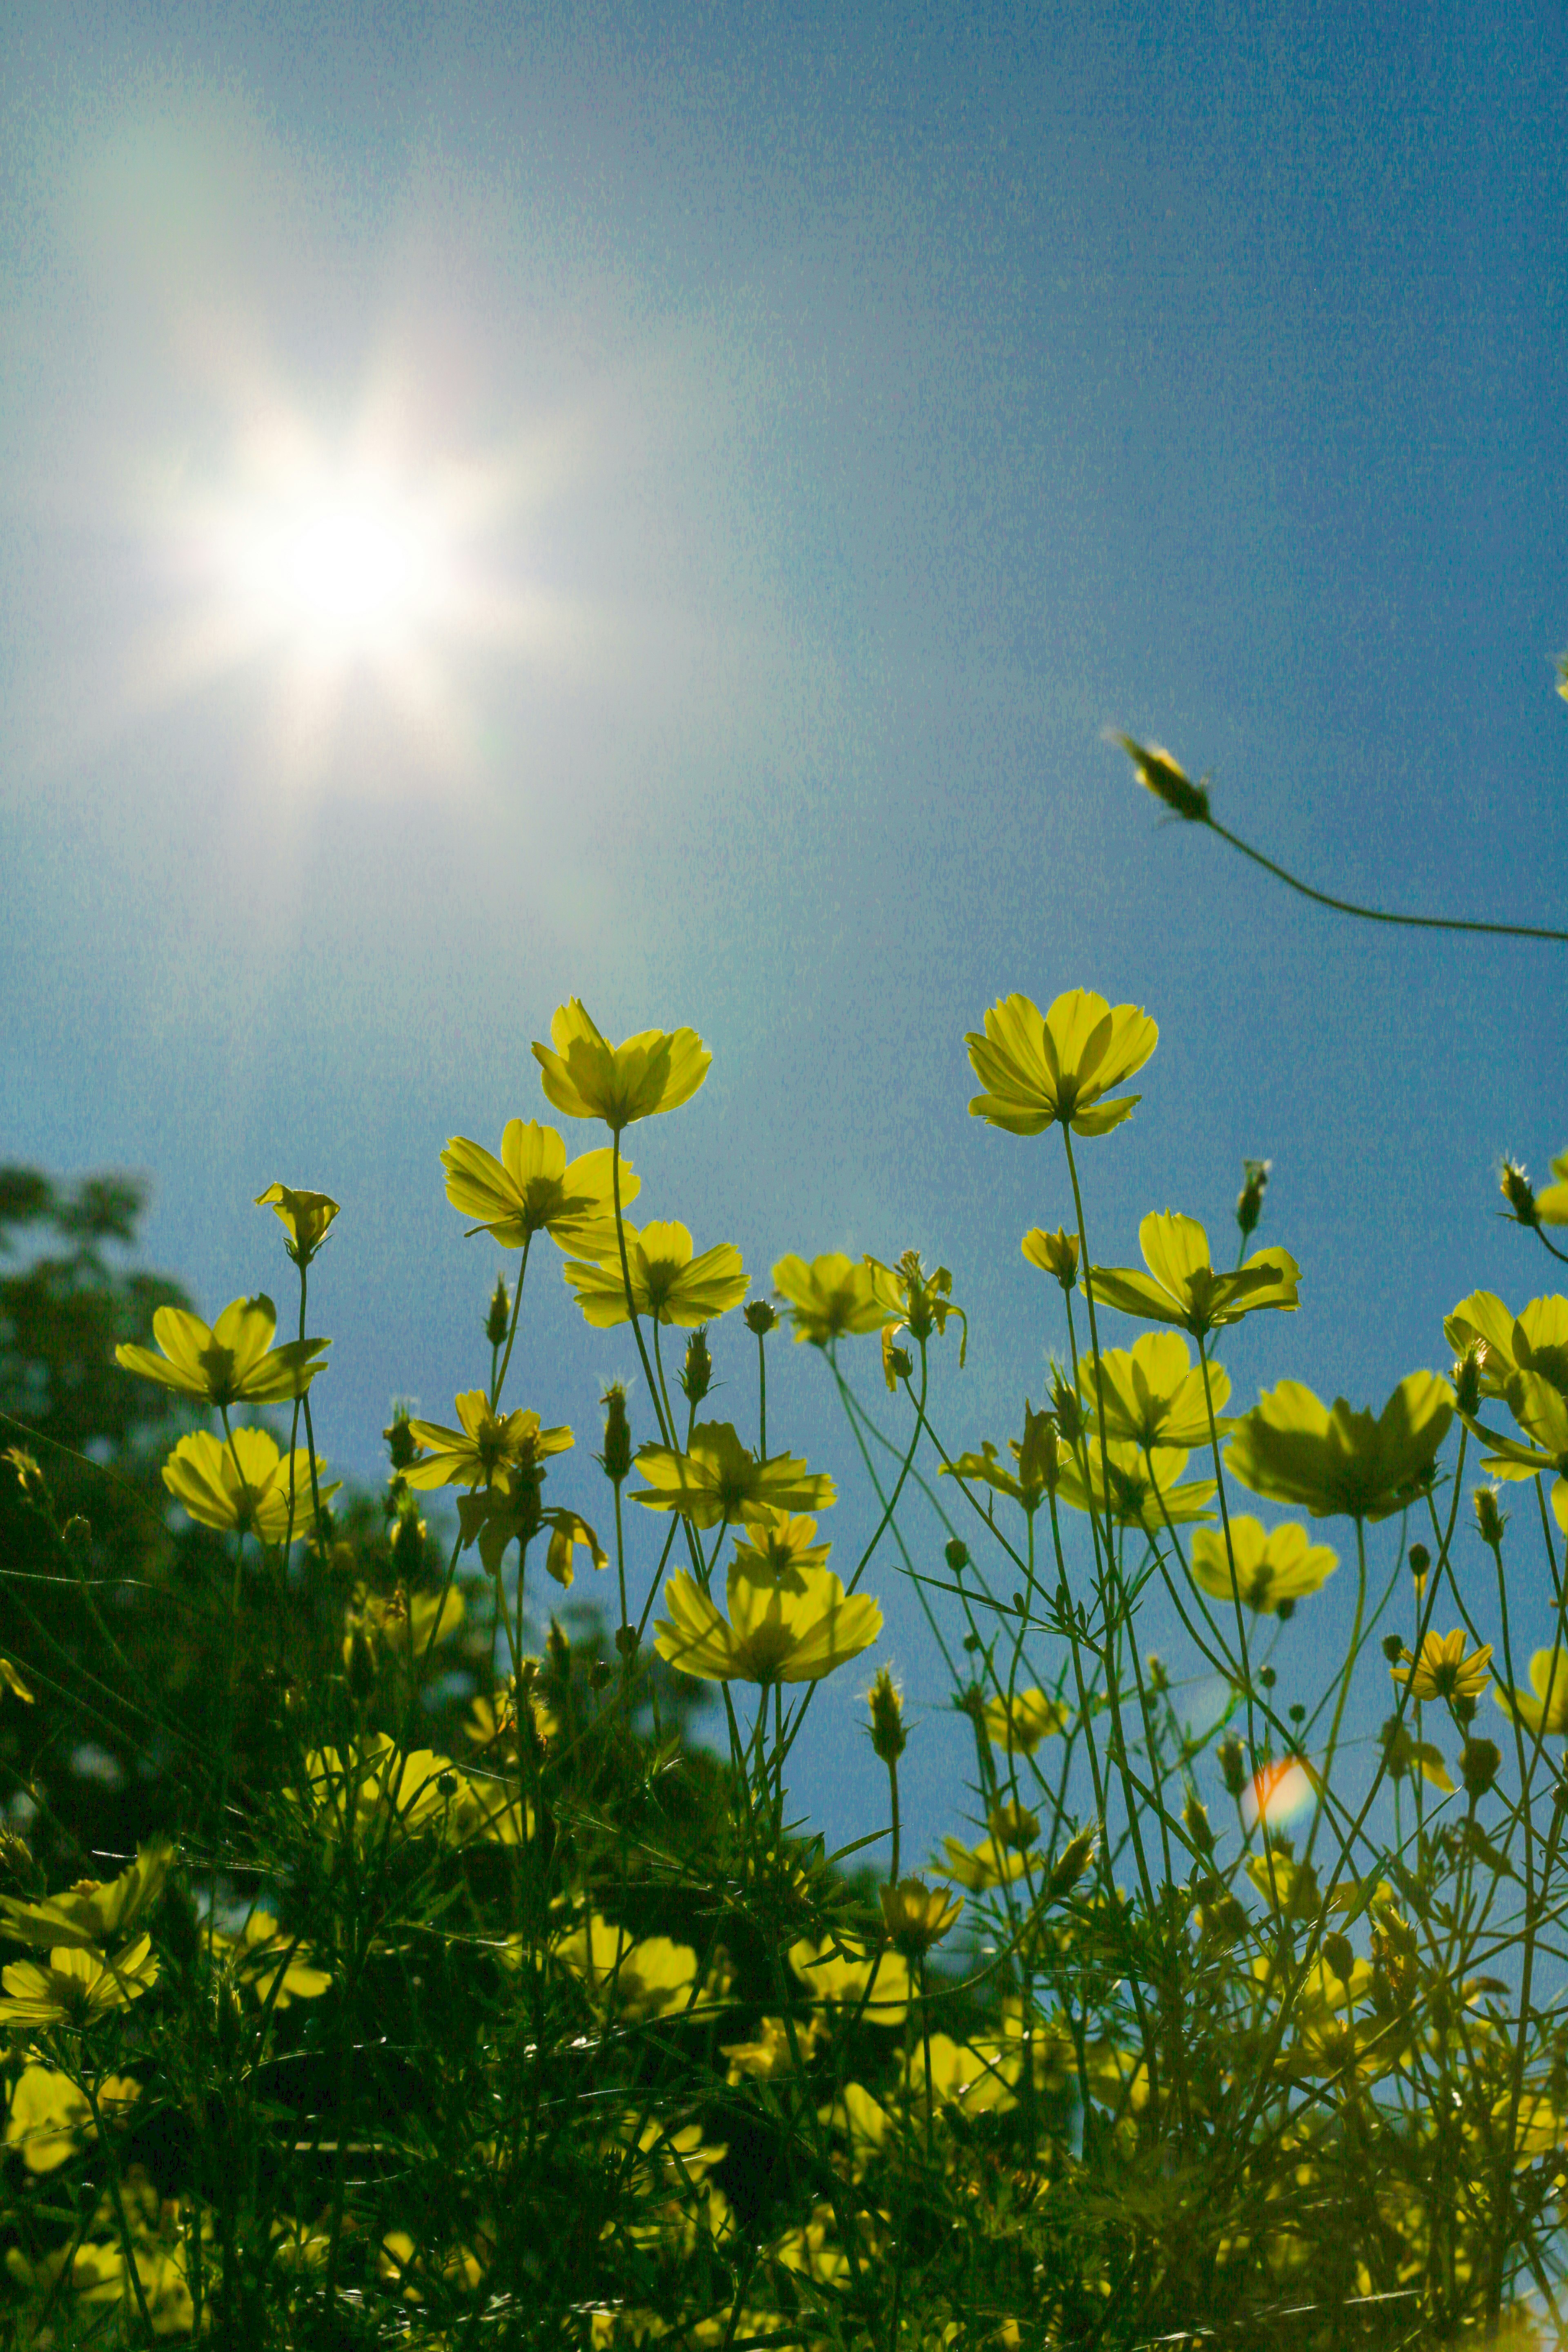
left=3, top=748, right=1568, bottom=2349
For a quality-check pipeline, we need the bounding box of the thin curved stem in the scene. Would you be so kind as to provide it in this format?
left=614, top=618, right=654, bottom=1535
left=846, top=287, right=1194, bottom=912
left=1204, top=815, right=1568, bottom=946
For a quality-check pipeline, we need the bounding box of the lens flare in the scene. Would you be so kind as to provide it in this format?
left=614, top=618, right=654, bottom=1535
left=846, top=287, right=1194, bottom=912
left=1242, top=1756, right=1318, bottom=1832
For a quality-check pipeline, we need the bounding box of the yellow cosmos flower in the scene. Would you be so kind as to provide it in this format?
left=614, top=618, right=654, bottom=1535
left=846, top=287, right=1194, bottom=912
left=563, top=1220, right=747, bottom=1329
left=773, top=1252, right=898, bottom=1345
left=1538, top=1153, right=1568, bottom=1225
left=1444, top=1289, right=1568, bottom=1402
left=1056, top=1437, right=1215, bottom=1531
left=116, top=1295, right=330, bottom=1408
left=654, top=1560, right=881, bottom=1684
left=162, top=1428, right=340, bottom=1541
left=1390, top=1630, right=1493, bottom=1705
left=552, top=1914, right=702, bottom=2022
left=933, top=1835, right=1031, bottom=1893
left=453, top=1484, right=606, bottom=1584
left=254, top=1182, right=340, bottom=1263
left=633, top=1421, right=835, bottom=1530
left=532, top=999, right=710, bottom=1132
left=879, top=1877, right=963, bottom=1956
left=982, top=1688, right=1070, bottom=1754
left=1082, top=1330, right=1234, bottom=1449
left=941, top=1403, right=1066, bottom=1516
left=0, top=1842, right=172, bottom=1951
left=1463, top=1370, right=1568, bottom=1483
left=729, top=1511, right=832, bottom=1588
left=965, top=987, right=1158, bottom=1139
left=1189, top=1517, right=1337, bottom=1614
left=789, top=1934, right=911, bottom=2024
left=440, top=1121, right=638, bottom=1253
left=1226, top=1374, right=1454, bottom=1521
left=4, top=2066, right=138, bottom=2175
left=403, top=1393, right=572, bottom=1491
left=864, top=1252, right=968, bottom=1388
left=1090, top=1212, right=1299, bottom=1339
left=0, top=1936, right=158, bottom=2026
left=1495, top=1650, right=1568, bottom=1737
left=1022, top=1226, right=1079, bottom=1289
left=210, top=1911, right=332, bottom=2007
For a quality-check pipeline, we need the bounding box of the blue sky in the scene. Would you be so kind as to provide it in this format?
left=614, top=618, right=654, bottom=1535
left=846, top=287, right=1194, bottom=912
left=3, top=1, right=1566, bottom=1861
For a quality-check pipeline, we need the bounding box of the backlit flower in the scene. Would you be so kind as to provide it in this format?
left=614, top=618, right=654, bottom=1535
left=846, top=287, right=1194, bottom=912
left=403, top=1394, right=572, bottom=1492
left=563, top=1220, right=747, bottom=1329
left=1089, top=1212, right=1298, bottom=1339
left=982, top=1688, right=1070, bottom=1755
left=1390, top=1630, right=1493, bottom=1705
left=1056, top=1437, right=1215, bottom=1531
left=654, top=1560, right=881, bottom=1684
left=1227, top=1374, right=1454, bottom=1521
left=532, top=1000, right=710, bottom=1132
left=1494, top=1650, right=1568, bottom=1737
left=552, top=1913, right=701, bottom=2022
left=1021, top=1226, right=1079, bottom=1289
left=116, top=1296, right=330, bottom=1408
left=1463, top=1371, right=1568, bottom=1483
left=1538, top=1154, right=1568, bottom=1227
left=1443, top=1290, right=1568, bottom=1403
left=940, top=1403, right=1065, bottom=1516
left=879, top=1878, right=962, bottom=1956
left=788, top=1935, right=910, bottom=2024
left=0, top=1936, right=159, bottom=2026
left=965, top=988, right=1158, bottom=1140
left=933, top=1835, right=1030, bottom=1893
left=163, top=1428, right=340, bottom=1541
left=1081, top=1330, right=1234, bottom=1449
left=1188, top=1517, right=1337, bottom=1614
left=1111, top=732, right=1212, bottom=824
left=441, top=1121, right=638, bottom=1254
left=773, top=1252, right=898, bottom=1345
left=0, top=1843, right=172, bottom=1951
left=633, top=1421, right=835, bottom=1530
left=864, top=1251, right=967, bottom=1388
left=254, top=1182, right=340, bottom=1263
left=729, top=1511, right=833, bottom=1588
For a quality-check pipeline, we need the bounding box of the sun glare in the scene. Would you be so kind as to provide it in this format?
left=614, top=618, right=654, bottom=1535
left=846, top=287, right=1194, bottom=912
left=217, top=468, right=448, bottom=657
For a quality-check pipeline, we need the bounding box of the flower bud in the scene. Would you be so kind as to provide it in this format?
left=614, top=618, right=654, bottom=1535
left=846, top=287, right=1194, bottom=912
left=1462, top=1737, right=1501, bottom=1798
left=1114, top=733, right=1211, bottom=823
left=679, top=1326, right=713, bottom=1407
left=1257, top=1664, right=1277, bottom=1690
left=486, top=1276, right=511, bottom=1348
left=1276, top=1598, right=1296, bottom=1624
left=1408, top=1542, right=1430, bottom=1581
left=1474, top=1487, right=1506, bottom=1547
left=1323, top=1931, right=1356, bottom=1987
left=1235, top=1159, right=1271, bottom=1238
left=547, top=1618, right=571, bottom=1677
left=744, top=1298, right=778, bottom=1336
left=345, top=1626, right=379, bottom=1704
left=4, top=1447, right=45, bottom=1504
left=1453, top=1693, right=1477, bottom=1728
left=1380, top=1716, right=1416, bottom=1781
left=1051, top=1375, right=1085, bottom=1446
left=944, top=1538, right=970, bottom=1573
left=383, top=1409, right=418, bottom=1473
left=1183, top=1793, right=1214, bottom=1855
left=884, top=1341, right=914, bottom=1383
left=61, top=1515, right=92, bottom=1557
left=1382, top=1634, right=1408, bottom=1665
left=1046, top=1823, right=1098, bottom=1900
left=987, top=1800, right=1039, bottom=1851
left=1453, top=1348, right=1482, bottom=1419
left=599, top=1383, right=632, bottom=1484
left=615, top=1624, right=639, bottom=1659
left=1145, top=1652, right=1168, bottom=1694
left=1501, top=1160, right=1539, bottom=1227
left=867, top=1666, right=907, bottom=1764
left=1024, top=1226, right=1079, bottom=1292
left=1217, top=1735, right=1246, bottom=1797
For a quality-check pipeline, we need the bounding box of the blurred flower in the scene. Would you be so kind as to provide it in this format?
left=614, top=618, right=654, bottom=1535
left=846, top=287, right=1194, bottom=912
left=1390, top=1630, right=1493, bottom=1705
left=210, top=1911, right=332, bottom=2007
left=116, top=1296, right=330, bottom=1408
left=163, top=1428, right=340, bottom=1542
left=633, top=1421, right=835, bottom=1530
left=254, top=1182, right=340, bottom=1264
left=1056, top=1437, right=1215, bottom=1530
left=1226, top=1374, right=1454, bottom=1521
left=3, top=2065, right=138, bottom=2175
left=788, top=1935, right=910, bottom=2024
left=563, top=1221, right=746, bottom=1329
left=866, top=1665, right=907, bottom=1762
left=403, top=1394, right=572, bottom=1492
left=532, top=1000, right=710, bottom=1132
left=1081, top=1330, right=1234, bottom=1449
left=552, top=1914, right=701, bottom=2022
left=933, top=1835, right=1030, bottom=1893
left=655, top=1560, right=881, bottom=1685
left=966, top=988, right=1158, bottom=1139
left=0, top=1657, right=33, bottom=1704
left=773, top=1252, right=898, bottom=1345
left=1090, top=1212, right=1298, bottom=1339
left=1494, top=1650, right=1568, bottom=1737
left=982, top=1688, right=1070, bottom=1754
left=441, top=1120, right=637, bottom=1253
left=1538, top=1152, right=1568, bottom=1226
left=1110, top=732, right=1211, bottom=823
left=1188, top=1517, right=1337, bottom=1614
left=0, top=1936, right=158, bottom=2025
left=730, top=1511, right=833, bottom=1589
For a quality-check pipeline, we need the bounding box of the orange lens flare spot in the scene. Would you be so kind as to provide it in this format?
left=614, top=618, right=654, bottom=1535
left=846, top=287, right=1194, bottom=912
left=1242, top=1757, right=1317, bottom=1831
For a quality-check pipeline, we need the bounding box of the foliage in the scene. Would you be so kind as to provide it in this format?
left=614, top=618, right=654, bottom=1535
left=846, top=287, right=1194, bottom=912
left=2, top=981, right=1568, bottom=2352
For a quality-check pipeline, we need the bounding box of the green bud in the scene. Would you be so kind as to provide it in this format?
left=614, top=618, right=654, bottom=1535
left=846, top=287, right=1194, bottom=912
left=1323, top=1932, right=1356, bottom=1986
left=485, top=1275, right=511, bottom=1348
left=744, top=1299, right=778, bottom=1336
left=1408, top=1542, right=1430, bottom=1580
left=1462, top=1737, right=1501, bottom=1797
left=1235, top=1158, right=1271, bottom=1238
left=867, top=1667, right=907, bottom=1764
left=345, top=1627, right=379, bottom=1704
left=383, top=1408, right=418, bottom=1473
left=1454, top=1348, right=1482, bottom=1418
left=599, top=1383, right=632, bottom=1484
left=1382, top=1633, right=1407, bottom=1664
left=1217, top=1735, right=1246, bottom=1798
left=944, top=1538, right=970, bottom=1573
left=679, top=1326, right=713, bottom=1406
left=1474, top=1486, right=1506, bottom=1547
left=1501, top=1160, right=1539, bottom=1228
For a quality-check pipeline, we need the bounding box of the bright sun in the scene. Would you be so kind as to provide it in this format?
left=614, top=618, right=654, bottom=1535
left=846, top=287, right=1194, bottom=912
left=217, top=466, right=449, bottom=657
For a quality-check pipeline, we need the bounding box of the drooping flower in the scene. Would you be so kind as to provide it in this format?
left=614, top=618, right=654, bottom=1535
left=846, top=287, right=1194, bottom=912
left=1390, top=1630, right=1493, bottom=1706
left=563, top=1221, right=747, bottom=1329
left=1081, top=1330, right=1234, bottom=1450
left=1056, top=1437, right=1215, bottom=1531
left=116, top=1296, right=330, bottom=1408
left=729, top=1511, right=833, bottom=1589
left=633, top=1421, right=835, bottom=1530
left=1226, top=1374, right=1454, bottom=1521
left=162, top=1428, right=340, bottom=1542
left=1110, top=733, right=1212, bottom=823
left=403, top=1394, right=572, bottom=1492
left=773, top=1253, right=899, bottom=1346
left=940, top=1403, right=1066, bottom=1516
left=0, top=1937, right=159, bottom=2026
left=654, top=1560, right=881, bottom=1685
left=455, top=1485, right=607, bottom=1584
left=982, top=1688, right=1071, bottom=1755
left=440, top=1121, right=639, bottom=1254
left=1021, top=1227, right=1079, bottom=1289
left=1495, top=1650, right=1568, bottom=1737
left=864, top=1251, right=967, bottom=1388
left=532, top=1000, right=710, bottom=1132
left=966, top=988, right=1158, bottom=1140
left=1462, top=1371, right=1568, bottom=1483
left=254, top=1183, right=341, bottom=1264
left=1089, top=1212, right=1298, bottom=1339
left=1188, top=1517, right=1337, bottom=1614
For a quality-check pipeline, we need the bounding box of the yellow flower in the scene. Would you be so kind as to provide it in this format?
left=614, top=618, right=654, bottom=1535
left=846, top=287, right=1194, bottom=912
left=879, top=1877, right=962, bottom=1956
left=654, top=1560, right=881, bottom=1685
left=4, top=2065, right=138, bottom=2175
left=1056, top=1438, right=1215, bottom=1530
left=532, top=999, right=711, bottom=1132
left=211, top=1911, right=332, bottom=2007
left=941, top=1403, right=1066, bottom=1516
left=0, top=1656, right=33, bottom=1704
left=773, top=1252, right=898, bottom=1345
left=1090, top=1212, right=1299, bottom=1338
left=0, top=1843, right=172, bottom=1951
left=1539, top=1153, right=1568, bottom=1226
left=1390, top=1630, right=1493, bottom=1705
left=1110, top=732, right=1212, bottom=823
left=403, top=1393, right=573, bottom=1491
left=162, top=1428, right=340, bottom=1541
left=1443, top=1289, right=1568, bottom=1402
left=864, top=1251, right=967, bottom=1388
left=1021, top=1226, right=1079, bottom=1289
left=1188, top=1517, right=1337, bottom=1614
left=965, top=987, right=1158, bottom=1139
left=454, top=1485, right=606, bottom=1584
left=1462, top=1370, right=1568, bottom=1483
left=0, top=1935, right=158, bottom=2026
left=633, top=1421, right=835, bottom=1530
left=1081, top=1330, right=1234, bottom=1449
left=788, top=1935, right=911, bottom=2024
left=116, top=1295, right=330, bottom=1408
left=1494, top=1649, right=1568, bottom=1737
left=933, top=1835, right=1031, bottom=1893
left=552, top=1914, right=700, bottom=2022
left=440, top=1121, right=638, bottom=1253
left=1227, top=1374, right=1454, bottom=1521
left=254, top=1182, right=340, bottom=1263
left=729, top=1511, right=833, bottom=1588
left=982, top=1688, right=1070, bottom=1754
left=563, top=1221, right=747, bottom=1329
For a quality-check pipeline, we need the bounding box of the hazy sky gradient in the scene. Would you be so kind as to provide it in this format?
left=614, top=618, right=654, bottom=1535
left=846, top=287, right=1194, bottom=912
left=4, top=1, right=1566, bottom=1856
